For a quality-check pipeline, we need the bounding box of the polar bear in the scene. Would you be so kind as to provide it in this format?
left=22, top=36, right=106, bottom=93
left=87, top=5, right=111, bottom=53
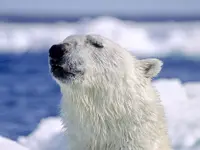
left=48, top=34, right=171, bottom=150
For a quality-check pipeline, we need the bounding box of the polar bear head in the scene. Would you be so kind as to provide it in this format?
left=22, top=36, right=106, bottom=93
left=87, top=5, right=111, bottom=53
left=49, top=34, right=162, bottom=87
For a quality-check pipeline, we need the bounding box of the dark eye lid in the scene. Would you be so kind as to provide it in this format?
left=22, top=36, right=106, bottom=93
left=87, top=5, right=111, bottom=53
left=90, top=40, right=104, bottom=48
left=86, top=35, right=104, bottom=48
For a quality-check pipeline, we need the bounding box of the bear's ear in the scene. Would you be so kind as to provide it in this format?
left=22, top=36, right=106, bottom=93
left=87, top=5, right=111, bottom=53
left=140, top=58, right=163, bottom=78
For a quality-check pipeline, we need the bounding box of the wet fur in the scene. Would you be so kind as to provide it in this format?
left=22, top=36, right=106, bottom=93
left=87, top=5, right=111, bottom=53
left=51, top=34, right=171, bottom=150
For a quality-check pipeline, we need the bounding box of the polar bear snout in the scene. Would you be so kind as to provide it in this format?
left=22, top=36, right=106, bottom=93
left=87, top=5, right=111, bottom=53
left=49, top=44, right=65, bottom=60
left=49, top=43, right=85, bottom=83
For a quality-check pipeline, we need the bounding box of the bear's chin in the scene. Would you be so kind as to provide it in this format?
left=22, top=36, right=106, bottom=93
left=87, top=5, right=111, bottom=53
left=51, top=65, right=84, bottom=84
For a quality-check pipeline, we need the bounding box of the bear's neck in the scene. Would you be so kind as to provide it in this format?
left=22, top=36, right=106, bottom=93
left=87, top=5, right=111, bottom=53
left=60, top=83, right=145, bottom=125
left=59, top=82, right=164, bottom=150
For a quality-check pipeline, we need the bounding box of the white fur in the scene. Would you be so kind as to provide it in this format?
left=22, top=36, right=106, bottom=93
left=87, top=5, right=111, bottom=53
left=53, top=34, right=171, bottom=150
left=139, top=59, right=163, bottom=78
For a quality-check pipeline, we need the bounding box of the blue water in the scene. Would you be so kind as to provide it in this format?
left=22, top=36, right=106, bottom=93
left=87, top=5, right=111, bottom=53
left=0, top=52, right=60, bottom=140
left=0, top=52, right=200, bottom=140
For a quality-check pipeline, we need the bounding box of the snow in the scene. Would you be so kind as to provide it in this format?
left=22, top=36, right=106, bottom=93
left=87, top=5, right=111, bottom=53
left=0, top=136, right=28, bottom=150
left=153, top=79, right=200, bottom=149
left=17, top=118, right=66, bottom=150
left=1, top=17, right=200, bottom=57
left=0, top=79, right=200, bottom=150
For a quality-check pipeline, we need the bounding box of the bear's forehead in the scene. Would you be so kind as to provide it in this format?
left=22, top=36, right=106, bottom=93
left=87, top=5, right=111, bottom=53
left=62, top=34, right=120, bottom=50
left=63, top=34, right=86, bottom=44
left=63, top=34, right=103, bottom=42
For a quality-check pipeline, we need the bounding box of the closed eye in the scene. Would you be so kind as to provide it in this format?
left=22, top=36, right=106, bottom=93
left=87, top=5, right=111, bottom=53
left=86, top=35, right=104, bottom=48
left=90, top=41, right=104, bottom=48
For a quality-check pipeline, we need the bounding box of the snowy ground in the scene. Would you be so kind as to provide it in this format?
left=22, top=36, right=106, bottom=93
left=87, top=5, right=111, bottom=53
left=0, top=79, right=200, bottom=150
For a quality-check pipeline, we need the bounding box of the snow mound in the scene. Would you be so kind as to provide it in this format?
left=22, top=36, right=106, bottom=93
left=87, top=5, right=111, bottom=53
left=0, top=136, right=28, bottom=150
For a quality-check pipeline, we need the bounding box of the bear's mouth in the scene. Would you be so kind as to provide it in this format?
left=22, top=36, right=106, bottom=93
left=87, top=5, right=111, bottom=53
left=50, top=63, right=84, bottom=82
left=51, top=65, right=75, bottom=77
left=49, top=50, right=85, bottom=82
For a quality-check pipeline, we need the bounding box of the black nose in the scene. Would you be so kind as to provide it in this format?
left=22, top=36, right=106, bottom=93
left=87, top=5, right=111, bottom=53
left=49, top=44, right=65, bottom=59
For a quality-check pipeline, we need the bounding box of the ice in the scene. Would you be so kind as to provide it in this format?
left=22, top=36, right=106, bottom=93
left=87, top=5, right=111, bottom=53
left=0, top=79, right=200, bottom=150
left=184, top=82, right=200, bottom=101
left=0, top=136, right=28, bottom=150
left=153, top=79, right=200, bottom=149
left=18, top=117, right=67, bottom=150
left=1, top=17, right=200, bottom=57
